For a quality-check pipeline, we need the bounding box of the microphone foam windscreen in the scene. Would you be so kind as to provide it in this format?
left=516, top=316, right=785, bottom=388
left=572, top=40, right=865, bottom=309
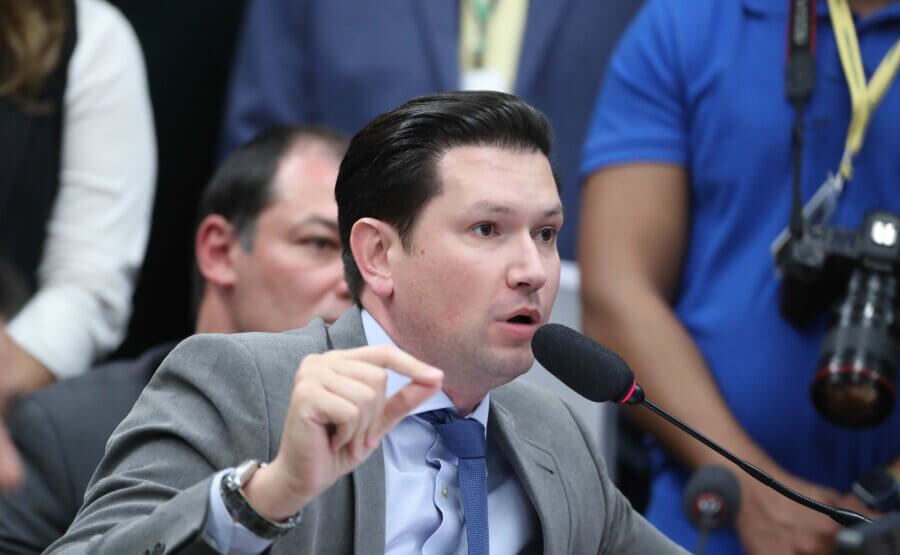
left=531, top=323, right=635, bottom=403
left=682, top=464, right=741, bottom=530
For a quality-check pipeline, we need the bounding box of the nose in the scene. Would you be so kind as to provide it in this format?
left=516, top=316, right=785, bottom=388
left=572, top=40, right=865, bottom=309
left=507, top=234, right=548, bottom=293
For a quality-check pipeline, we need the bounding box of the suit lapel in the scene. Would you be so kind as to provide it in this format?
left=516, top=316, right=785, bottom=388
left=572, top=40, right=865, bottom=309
left=489, top=400, right=570, bottom=555
left=327, top=306, right=368, bottom=350
left=325, top=307, right=388, bottom=554
left=352, top=444, right=386, bottom=555
left=515, top=0, right=572, bottom=95
left=409, top=0, right=459, bottom=91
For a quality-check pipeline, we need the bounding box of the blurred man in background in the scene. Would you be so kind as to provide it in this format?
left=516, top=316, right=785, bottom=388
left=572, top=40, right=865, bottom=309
left=0, top=125, right=352, bottom=554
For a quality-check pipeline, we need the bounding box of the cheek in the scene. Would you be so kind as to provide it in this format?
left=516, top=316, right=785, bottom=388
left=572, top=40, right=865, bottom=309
left=426, top=258, right=493, bottom=320
left=542, top=278, right=560, bottom=308
left=261, top=247, right=339, bottom=293
left=288, top=267, right=339, bottom=301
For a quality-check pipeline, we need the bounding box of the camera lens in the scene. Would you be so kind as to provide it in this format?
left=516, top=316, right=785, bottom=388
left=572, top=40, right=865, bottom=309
left=812, top=268, right=898, bottom=428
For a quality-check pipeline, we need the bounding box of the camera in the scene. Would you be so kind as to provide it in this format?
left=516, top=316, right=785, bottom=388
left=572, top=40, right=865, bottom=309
left=777, top=210, right=900, bottom=428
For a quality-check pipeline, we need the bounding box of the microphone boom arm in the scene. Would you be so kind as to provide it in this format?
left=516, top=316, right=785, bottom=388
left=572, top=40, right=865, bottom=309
left=638, top=397, right=871, bottom=528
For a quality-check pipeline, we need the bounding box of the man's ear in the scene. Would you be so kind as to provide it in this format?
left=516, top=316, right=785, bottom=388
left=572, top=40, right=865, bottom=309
left=195, top=215, right=241, bottom=287
left=350, top=217, right=398, bottom=298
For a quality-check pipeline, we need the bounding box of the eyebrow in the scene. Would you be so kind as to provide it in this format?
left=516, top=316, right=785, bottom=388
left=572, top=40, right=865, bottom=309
left=469, top=200, right=564, bottom=218
left=295, top=215, right=339, bottom=230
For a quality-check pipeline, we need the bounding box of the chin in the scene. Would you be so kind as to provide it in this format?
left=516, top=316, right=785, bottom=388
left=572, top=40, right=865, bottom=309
left=485, top=349, right=534, bottom=384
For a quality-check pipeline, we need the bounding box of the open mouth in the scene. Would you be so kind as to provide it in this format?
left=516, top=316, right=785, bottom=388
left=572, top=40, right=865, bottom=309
left=507, top=314, right=535, bottom=325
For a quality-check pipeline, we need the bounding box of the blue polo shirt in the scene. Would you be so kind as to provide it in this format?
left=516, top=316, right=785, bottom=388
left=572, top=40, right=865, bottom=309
left=581, top=0, right=900, bottom=552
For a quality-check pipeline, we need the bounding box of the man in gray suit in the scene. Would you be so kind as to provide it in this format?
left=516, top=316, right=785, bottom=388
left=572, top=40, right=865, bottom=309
left=49, top=91, right=686, bottom=554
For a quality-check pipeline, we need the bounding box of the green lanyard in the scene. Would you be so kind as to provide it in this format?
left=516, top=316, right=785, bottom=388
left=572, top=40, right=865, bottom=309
left=826, top=0, right=900, bottom=179
left=468, top=0, right=500, bottom=68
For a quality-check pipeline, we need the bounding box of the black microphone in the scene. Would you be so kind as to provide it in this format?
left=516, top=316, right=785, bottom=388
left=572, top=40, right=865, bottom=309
left=683, top=465, right=741, bottom=555
left=531, top=323, right=872, bottom=528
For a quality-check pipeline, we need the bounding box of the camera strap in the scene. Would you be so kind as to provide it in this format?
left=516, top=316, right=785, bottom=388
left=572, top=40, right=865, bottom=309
left=826, top=0, right=900, bottom=180
left=774, top=0, right=900, bottom=259
left=785, top=0, right=818, bottom=239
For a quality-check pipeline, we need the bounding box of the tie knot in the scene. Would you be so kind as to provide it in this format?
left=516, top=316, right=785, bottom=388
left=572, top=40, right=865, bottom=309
left=420, top=409, right=486, bottom=459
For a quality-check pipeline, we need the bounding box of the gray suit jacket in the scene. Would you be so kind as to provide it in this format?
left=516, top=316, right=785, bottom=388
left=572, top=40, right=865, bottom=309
left=47, top=307, right=684, bottom=555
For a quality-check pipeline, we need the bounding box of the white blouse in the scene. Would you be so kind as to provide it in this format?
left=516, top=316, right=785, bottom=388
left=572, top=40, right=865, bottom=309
left=7, top=0, right=156, bottom=379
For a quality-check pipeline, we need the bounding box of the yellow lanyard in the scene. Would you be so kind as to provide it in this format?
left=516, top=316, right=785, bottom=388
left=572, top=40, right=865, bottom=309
left=826, top=0, right=900, bottom=179
left=468, top=0, right=500, bottom=68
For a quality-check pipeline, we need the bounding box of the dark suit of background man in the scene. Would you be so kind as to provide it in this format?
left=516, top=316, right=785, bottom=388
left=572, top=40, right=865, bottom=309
left=220, top=0, right=645, bottom=260
left=48, top=92, right=687, bottom=554
left=0, top=126, right=353, bottom=554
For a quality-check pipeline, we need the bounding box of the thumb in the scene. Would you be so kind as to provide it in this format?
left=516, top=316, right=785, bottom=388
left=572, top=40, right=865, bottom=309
left=379, top=380, right=443, bottom=435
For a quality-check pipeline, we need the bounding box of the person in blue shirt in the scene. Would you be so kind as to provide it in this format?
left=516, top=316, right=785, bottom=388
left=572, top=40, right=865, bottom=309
left=579, top=0, right=900, bottom=553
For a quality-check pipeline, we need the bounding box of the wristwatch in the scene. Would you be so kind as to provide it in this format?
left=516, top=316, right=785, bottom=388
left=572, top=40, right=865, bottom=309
left=220, top=459, right=302, bottom=539
left=852, top=466, right=900, bottom=513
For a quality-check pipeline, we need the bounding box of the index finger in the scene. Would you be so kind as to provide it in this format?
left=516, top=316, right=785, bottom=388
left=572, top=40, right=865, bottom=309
left=338, top=345, right=443, bottom=385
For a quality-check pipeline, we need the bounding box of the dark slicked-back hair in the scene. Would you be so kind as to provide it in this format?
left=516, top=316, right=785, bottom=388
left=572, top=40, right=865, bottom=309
left=336, top=90, right=555, bottom=304
left=191, top=124, right=349, bottom=315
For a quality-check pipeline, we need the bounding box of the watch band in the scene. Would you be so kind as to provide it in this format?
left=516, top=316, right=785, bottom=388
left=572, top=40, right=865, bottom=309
left=220, top=460, right=301, bottom=539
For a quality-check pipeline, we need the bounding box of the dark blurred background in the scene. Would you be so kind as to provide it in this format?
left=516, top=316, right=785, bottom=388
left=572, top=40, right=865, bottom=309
left=109, top=0, right=246, bottom=357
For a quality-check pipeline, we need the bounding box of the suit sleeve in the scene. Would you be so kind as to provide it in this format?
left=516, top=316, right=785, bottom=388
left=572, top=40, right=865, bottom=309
left=563, top=403, right=688, bottom=555
left=0, top=397, right=77, bottom=554
left=44, top=334, right=274, bottom=555
left=218, top=0, right=310, bottom=158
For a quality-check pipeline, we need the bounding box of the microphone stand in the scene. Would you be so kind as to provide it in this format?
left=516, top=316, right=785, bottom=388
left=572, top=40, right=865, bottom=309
left=695, top=530, right=710, bottom=555
left=624, top=386, right=871, bottom=527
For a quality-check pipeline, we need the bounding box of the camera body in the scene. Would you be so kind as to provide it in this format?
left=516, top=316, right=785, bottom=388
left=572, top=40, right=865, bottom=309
left=777, top=210, right=900, bottom=428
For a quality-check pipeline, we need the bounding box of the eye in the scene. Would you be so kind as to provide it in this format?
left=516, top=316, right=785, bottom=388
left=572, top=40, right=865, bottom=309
left=301, top=237, right=340, bottom=250
left=472, top=223, right=496, bottom=237
left=536, top=227, right=557, bottom=243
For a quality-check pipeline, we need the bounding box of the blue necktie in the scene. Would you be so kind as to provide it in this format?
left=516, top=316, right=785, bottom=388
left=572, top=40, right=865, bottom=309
left=421, top=409, right=489, bottom=555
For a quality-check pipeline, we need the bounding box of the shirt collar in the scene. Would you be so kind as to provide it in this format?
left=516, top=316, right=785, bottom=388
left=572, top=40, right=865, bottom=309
left=359, top=308, right=491, bottom=431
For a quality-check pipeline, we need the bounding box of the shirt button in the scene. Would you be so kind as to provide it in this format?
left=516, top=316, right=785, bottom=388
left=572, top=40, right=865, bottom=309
left=441, top=485, right=449, bottom=498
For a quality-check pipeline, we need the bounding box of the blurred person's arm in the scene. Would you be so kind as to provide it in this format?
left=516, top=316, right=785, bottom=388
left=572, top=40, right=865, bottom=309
left=578, top=0, right=846, bottom=552
left=219, top=0, right=306, bottom=158
left=580, top=164, right=843, bottom=554
left=3, top=331, right=53, bottom=392
left=0, top=324, right=24, bottom=491
left=6, top=0, right=156, bottom=391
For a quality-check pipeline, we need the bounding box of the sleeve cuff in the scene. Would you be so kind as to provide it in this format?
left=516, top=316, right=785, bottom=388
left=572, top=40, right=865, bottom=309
left=6, top=284, right=127, bottom=378
left=579, top=144, right=689, bottom=184
left=202, top=469, right=276, bottom=555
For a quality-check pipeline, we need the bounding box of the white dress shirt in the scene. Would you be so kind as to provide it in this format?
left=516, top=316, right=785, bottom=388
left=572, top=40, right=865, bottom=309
left=7, top=0, right=156, bottom=379
left=202, top=309, right=538, bottom=554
